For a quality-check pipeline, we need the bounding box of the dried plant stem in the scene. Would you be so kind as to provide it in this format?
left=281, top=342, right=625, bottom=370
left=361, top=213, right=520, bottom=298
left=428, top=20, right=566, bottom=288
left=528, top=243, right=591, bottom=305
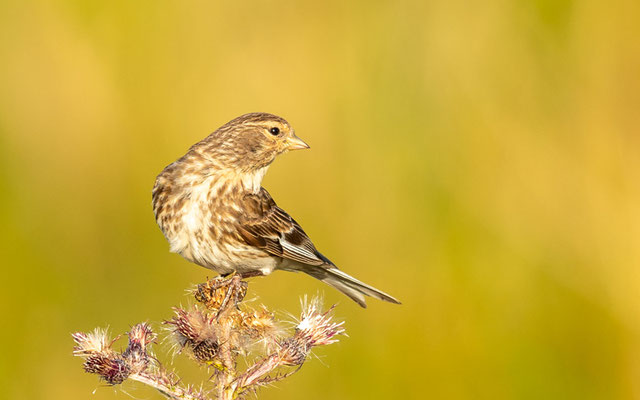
left=129, top=372, right=200, bottom=400
left=237, top=353, right=291, bottom=388
left=215, top=339, right=237, bottom=400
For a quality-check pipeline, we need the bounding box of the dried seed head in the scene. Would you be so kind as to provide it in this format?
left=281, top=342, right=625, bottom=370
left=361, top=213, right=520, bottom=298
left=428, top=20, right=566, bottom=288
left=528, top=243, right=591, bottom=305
left=73, top=328, right=134, bottom=385
left=167, top=307, right=200, bottom=344
left=123, top=323, right=155, bottom=373
left=295, top=297, right=345, bottom=347
left=127, top=323, right=156, bottom=349
left=72, top=328, right=115, bottom=356
left=165, top=307, right=220, bottom=362
left=277, top=337, right=309, bottom=366
left=192, top=339, right=219, bottom=362
left=84, top=354, right=131, bottom=384
left=167, top=307, right=218, bottom=343
left=242, top=306, right=277, bottom=336
left=194, top=277, right=247, bottom=310
left=276, top=297, right=345, bottom=366
left=224, top=305, right=282, bottom=354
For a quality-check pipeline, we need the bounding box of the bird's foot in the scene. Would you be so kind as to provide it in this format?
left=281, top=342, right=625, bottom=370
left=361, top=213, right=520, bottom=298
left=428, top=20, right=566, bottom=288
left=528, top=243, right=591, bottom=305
left=195, top=273, right=248, bottom=315
left=237, top=270, right=264, bottom=279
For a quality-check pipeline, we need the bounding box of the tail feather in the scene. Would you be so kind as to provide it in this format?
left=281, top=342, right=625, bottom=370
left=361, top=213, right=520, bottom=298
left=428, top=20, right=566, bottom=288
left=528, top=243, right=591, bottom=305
left=292, top=264, right=401, bottom=308
left=324, top=268, right=401, bottom=307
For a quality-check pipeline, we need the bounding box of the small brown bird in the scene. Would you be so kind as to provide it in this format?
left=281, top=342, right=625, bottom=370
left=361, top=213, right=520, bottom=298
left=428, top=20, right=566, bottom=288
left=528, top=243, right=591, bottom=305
left=152, top=113, right=400, bottom=307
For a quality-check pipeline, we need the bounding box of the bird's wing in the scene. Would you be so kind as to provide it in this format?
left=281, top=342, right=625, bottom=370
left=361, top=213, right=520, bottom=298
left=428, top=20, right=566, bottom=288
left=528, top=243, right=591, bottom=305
left=237, top=188, right=330, bottom=266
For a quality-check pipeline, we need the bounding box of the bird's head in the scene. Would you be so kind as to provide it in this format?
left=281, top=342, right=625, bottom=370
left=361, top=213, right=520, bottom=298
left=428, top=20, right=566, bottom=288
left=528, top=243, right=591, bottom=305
left=195, top=113, right=309, bottom=172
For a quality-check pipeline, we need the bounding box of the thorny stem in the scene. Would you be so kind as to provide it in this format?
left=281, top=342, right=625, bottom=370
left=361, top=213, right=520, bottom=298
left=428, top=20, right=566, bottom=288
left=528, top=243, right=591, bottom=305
left=236, top=353, right=293, bottom=389
left=129, top=373, right=201, bottom=400
left=215, top=330, right=237, bottom=400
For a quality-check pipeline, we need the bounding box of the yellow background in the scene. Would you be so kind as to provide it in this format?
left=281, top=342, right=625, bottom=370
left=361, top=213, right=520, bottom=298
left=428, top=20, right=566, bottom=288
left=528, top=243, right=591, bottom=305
left=1, top=0, right=639, bottom=399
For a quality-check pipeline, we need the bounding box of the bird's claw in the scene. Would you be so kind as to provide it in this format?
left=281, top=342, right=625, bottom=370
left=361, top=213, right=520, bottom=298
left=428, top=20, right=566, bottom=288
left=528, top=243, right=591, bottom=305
left=195, top=273, right=248, bottom=317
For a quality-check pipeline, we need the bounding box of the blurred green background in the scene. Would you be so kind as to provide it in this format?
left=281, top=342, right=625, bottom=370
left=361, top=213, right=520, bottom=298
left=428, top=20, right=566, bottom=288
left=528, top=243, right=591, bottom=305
left=1, top=0, right=639, bottom=399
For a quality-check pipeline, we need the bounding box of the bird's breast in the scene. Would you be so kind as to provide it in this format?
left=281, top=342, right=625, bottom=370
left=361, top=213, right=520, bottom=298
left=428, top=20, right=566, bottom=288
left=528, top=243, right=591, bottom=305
left=155, top=174, right=275, bottom=275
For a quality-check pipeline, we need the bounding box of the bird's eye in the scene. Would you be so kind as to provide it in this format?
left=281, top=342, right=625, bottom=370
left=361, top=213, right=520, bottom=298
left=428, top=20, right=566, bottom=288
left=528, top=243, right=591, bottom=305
left=269, top=127, right=280, bottom=135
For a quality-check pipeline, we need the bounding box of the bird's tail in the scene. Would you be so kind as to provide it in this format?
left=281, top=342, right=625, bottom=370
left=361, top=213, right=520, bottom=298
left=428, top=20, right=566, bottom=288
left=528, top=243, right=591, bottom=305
left=298, top=265, right=401, bottom=308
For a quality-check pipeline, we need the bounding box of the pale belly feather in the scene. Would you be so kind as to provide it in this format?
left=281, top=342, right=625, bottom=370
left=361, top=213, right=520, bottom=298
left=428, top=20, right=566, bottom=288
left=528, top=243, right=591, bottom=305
left=164, top=177, right=278, bottom=276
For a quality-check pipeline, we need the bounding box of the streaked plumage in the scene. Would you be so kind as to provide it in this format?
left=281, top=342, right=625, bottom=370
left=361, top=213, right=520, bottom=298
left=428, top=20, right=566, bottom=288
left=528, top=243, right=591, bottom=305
left=152, top=113, right=400, bottom=307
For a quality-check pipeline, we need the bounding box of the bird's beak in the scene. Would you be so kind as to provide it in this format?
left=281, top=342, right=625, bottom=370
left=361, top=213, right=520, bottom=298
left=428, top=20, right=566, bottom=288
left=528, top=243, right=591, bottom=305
left=286, top=134, right=310, bottom=150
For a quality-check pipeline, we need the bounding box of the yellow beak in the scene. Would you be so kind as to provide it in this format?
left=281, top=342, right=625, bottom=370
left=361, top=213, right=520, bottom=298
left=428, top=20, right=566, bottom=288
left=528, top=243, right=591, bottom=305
left=286, top=134, right=310, bottom=150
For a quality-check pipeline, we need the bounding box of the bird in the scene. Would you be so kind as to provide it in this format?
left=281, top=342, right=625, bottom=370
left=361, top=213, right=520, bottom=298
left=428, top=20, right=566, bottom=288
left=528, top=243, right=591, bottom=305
left=152, top=112, right=400, bottom=307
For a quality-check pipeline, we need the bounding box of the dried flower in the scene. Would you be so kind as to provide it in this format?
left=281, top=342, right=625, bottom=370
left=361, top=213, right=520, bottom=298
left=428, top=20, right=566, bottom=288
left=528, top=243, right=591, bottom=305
left=225, top=305, right=282, bottom=353
left=72, top=328, right=116, bottom=356
left=165, top=307, right=220, bottom=362
left=276, top=297, right=345, bottom=366
left=74, top=277, right=346, bottom=400
left=295, top=296, right=345, bottom=347
left=84, top=354, right=131, bottom=384
left=235, top=296, right=346, bottom=389
left=123, top=323, right=156, bottom=373
left=194, top=275, right=247, bottom=311
left=72, top=328, right=130, bottom=384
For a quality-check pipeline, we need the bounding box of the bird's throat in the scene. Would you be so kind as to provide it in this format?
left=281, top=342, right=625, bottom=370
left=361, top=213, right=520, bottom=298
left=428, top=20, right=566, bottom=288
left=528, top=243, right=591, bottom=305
left=237, top=166, right=269, bottom=194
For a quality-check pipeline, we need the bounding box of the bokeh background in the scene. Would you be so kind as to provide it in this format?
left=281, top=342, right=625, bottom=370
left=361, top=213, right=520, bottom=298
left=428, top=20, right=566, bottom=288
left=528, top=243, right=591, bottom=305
left=1, top=0, right=639, bottom=399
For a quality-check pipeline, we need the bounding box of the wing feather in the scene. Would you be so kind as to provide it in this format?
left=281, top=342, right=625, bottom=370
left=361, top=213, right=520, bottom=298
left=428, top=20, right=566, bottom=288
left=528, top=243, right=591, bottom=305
left=238, top=188, right=327, bottom=266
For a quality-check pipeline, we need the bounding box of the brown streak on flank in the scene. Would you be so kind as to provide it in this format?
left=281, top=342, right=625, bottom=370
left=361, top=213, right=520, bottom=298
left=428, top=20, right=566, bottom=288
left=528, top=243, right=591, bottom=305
left=173, top=195, right=187, bottom=212
left=209, top=225, right=219, bottom=239
left=216, top=182, right=228, bottom=197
